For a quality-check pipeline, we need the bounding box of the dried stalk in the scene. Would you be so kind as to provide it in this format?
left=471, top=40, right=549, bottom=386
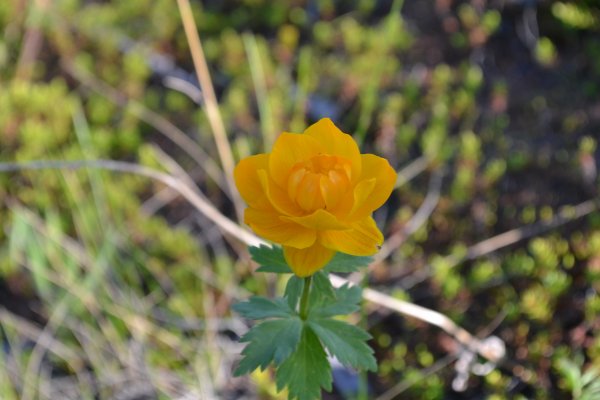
left=6, top=159, right=597, bottom=365
left=176, top=0, right=244, bottom=221
left=0, top=159, right=510, bottom=364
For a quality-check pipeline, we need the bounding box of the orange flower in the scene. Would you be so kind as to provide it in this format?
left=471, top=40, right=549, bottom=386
left=234, top=118, right=396, bottom=277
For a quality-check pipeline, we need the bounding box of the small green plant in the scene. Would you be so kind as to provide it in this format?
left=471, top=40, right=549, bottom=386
left=234, top=246, right=376, bottom=399
left=232, top=118, right=396, bottom=398
left=555, top=356, right=600, bottom=400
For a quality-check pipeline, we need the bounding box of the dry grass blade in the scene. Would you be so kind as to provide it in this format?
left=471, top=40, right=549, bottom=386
left=0, top=308, right=83, bottom=369
left=0, top=159, right=503, bottom=364
left=379, top=169, right=444, bottom=261
left=401, top=198, right=600, bottom=288
left=0, top=159, right=261, bottom=247
left=395, top=155, right=430, bottom=188
left=14, top=0, right=50, bottom=81
left=375, top=354, right=456, bottom=400
left=5, top=159, right=596, bottom=367
left=465, top=199, right=598, bottom=260
left=243, top=33, right=276, bottom=149
left=329, top=274, right=505, bottom=364
left=61, top=61, right=227, bottom=196
left=176, top=0, right=244, bottom=221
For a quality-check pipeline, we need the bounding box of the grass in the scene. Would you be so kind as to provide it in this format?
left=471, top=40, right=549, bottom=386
left=1, top=0, right=600, bottom=399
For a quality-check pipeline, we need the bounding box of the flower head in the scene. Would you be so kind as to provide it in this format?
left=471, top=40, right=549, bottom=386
left=235, top=118, right=396, bottom=277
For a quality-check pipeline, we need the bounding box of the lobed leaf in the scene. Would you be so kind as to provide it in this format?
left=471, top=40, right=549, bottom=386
left=284, top=275, right=304, bottom=310
left=323, top=253, right=373, bottom=273
left=310, top=284, right=363, bottom=318
left=276, top=325, right=332, bottom=400
left=234, top=317, right=302, bottom=376
left=311, top=271, right=336, bottom=301
left=308, top=318, right=377, bottom=372
left=232, top=296, right=294, bottom=320
left=251, top=245, right=292, bottom=273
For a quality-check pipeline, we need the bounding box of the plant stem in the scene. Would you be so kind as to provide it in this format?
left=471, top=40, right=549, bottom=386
left=357, top=273, right=369, bottom=400
left=299, top=276, right=312, bottom=320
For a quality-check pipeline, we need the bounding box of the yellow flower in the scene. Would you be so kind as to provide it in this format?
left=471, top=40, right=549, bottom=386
left=234, top=118, right=396, bottom=277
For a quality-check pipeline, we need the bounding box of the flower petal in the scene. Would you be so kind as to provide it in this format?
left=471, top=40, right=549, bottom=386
left=320, top=216, right=383, bottom=256
left=257, top=170, right=302, bottom=216
left=283, top=209, right=348, bottom=230
left=234, top=154, right=271, bottom=210
left=283, top=242, right=336, bottom=277
left=349, top=154, right=396, bottom=220
left=333, top=177, right=375, bottom=217
left=320, top=174, right=343, bottom=210
left=294, top=172, right=325, bottom=211
left=245, top=208, right=316, bottom=249
left=304, top=118, right=362, bottom=182
left=268, top=132, right=323, bottom=187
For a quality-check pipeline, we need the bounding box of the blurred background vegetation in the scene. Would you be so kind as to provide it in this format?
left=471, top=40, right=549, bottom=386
left=1, top=0, right=600, bottom=399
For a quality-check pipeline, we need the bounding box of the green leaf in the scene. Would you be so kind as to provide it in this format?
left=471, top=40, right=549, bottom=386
left=323, top=252, right=373, bottom=273
left=251, top=246, right=372, bottom=274
left=234, top=317, right=302, bottom=376
left=251, top=245, right=292, bottom=273
left=311, top=284, right=363, bottom=318
left=232, top=296, right=294, bottom=320
left=276, top=325, right=332, bottom=400
left=312, top=271, right=336, bottom=301
left=308, top=318, right=377, bottom=372
left=284, top=275, right=304, bottom=310
left=581, top=366, right=600, bottom=387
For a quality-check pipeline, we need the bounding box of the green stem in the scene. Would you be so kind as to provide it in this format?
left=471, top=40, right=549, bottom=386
left=358, top=273, right=368, bottom=400
left=299, top=276, right=312, bottom=320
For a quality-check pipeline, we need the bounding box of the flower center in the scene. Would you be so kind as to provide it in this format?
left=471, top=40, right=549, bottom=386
left=287, top=154, right=352, bottom=212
